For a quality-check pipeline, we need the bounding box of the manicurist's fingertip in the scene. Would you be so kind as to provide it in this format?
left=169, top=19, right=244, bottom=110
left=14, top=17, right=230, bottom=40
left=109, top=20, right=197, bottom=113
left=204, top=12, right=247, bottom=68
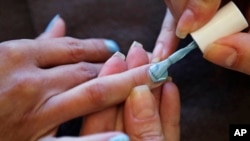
left=176, top=9, right=194, bottom=39
left=130, top=85, right=155, bottom=120
left=112, top=51, right=126, bottom=60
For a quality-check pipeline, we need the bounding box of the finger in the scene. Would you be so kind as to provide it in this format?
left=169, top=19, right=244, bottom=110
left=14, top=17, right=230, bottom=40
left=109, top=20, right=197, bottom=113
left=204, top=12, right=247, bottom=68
left=37, top=15, right=66, bottom=40
left=124, top=85, right=164, bottom=141
left=13, top=38, right=119, bottom=67
left=160, top=81, right=180, bottom=141
left=126, top=41, right=149, bottom=68
left=204, top=32, right=250, bottom=75
left=39, top=132, right=129, bottom=141
left=98, top=52, right=126, bottom=77
left=164, top=0, right=188, bottom=19
left=153, top=9, right=179, bottom=61
left=113, top=41, right=149, bottom=131
left=81, top=52, right=127, bottom=135
left=176, top=0, right=221, bottom=38
left=42, top=62, right=102, bottom=96
left=40, top=61, right=155, bottom=127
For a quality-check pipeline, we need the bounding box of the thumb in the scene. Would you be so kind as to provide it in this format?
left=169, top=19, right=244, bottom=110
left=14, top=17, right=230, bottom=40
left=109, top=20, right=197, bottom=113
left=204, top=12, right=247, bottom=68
left=124, top=85, right=164, bottom=141
left=176, top=0, right=221, bottom=38
left=204, top=32, right=250, bottom=75
left=39, top=132, right=129, bottom=141
left=37, top=14, right=66, bottom=39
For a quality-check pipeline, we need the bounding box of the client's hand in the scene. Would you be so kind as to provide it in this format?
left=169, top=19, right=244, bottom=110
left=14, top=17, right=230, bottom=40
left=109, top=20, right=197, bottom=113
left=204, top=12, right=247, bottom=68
left=0, top=37, right=119, bottom=141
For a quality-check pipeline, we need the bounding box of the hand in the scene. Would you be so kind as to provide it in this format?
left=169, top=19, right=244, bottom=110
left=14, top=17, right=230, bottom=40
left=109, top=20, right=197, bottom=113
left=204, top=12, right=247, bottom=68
left=153, top=0, right=221, bottom=60
left=81, top=41, right=180, bottom=141
left=0, top=37, right=122, bottom=140
left=164, top=0, right=221, bottom=39
left=155, top=1, right=250, bottom=75
left=0, top=14, right=123, bottom=140
left=202, top=1, right=250, bottom=75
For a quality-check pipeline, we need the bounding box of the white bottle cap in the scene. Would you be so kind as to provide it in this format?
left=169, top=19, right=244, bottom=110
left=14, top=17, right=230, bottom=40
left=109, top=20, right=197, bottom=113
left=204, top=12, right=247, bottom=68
left=191, top=1, right=248, bottom=53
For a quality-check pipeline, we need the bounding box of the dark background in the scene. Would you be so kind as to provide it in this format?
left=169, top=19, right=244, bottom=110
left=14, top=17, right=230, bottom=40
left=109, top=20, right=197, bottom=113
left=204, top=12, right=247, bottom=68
left=1, top=0, right=250, bottom=140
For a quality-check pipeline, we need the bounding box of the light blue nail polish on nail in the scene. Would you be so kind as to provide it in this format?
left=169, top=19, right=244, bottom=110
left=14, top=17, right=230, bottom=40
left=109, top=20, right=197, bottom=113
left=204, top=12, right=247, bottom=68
left=45, top=14, right=60, bottom=32
left=104, top=40, right=120, bottom=53
left=109, top=134, right=130, bottom=141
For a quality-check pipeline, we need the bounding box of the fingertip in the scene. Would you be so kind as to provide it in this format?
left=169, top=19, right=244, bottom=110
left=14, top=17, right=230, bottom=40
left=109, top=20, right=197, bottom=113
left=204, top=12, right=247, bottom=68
left=176, top=1, right=221, bottom=39
left=176, top=9, right=194, bottom=39
left=38, top=14, right=66, bottom=39
left=126, top=41, right=149, bottom=68
left=45, top=14, right=61, bottom=32
left=104, top=40, right=120, bottom=53
left=162, top=81, right=180, bottom=112
left=162, top=81, right=179, bottom=98
left=129, top=85, right=155, bottom=120
left=112, top=51, right=126, bottom=60
left=99, top=51, right=127, bottom=76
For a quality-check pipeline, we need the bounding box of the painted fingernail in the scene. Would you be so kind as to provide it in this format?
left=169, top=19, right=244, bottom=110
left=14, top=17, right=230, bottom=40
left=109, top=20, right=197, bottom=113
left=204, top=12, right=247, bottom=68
left=176, top=9, right=195, bottom=39
left=131, top=85, right=155, bottom=120
left=204, top=43, right=237, bottom=67
left=130, top=41, right=143, bottom=48
left=109, top=134, right=130, bottom=141
left=45, top=14, right=60, bottom=32
left=113, top=51, right=126, bottom=60
left=105, top=40, right=120, bottom=53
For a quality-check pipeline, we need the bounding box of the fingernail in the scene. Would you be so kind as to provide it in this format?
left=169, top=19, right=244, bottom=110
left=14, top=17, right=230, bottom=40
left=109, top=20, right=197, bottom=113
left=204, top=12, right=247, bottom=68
left=45, top=14, right=60, bottom=32
left=109, top=134, right=130, bottom=141
left=130, top=41, right=143, bottom=48
left=105, top=40, right=120, bottom=53
left=204, top=43, right=238, bottom=67
left=113, top=51, right=126, bottom=60
left=131, top=85, right=155, bottom=120
left=176, top=9, right=195, bottom=39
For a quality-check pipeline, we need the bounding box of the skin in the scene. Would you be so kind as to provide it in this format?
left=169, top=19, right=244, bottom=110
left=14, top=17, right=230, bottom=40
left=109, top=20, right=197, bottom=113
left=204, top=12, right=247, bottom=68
left=0, top=15, right=180, bottom=141
left=153, top=0, right=250, bottom=75
left=81, top=42, right=180, bottom=141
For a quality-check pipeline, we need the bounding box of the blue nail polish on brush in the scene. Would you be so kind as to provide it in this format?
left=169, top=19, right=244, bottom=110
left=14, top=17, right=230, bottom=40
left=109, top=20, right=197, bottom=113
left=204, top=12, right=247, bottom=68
left=149, top=41, right=198, bottom=83
left=109, top=134, right=130, bottom=141
left=104, top=40, right=120, bottom=53
left=45, top=14, right=60, bottom=32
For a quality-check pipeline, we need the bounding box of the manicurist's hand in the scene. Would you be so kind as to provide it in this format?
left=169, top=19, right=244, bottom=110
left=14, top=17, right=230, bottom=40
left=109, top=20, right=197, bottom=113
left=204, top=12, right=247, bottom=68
left=81, top=41, right=180, bottom=141
left=153, top=0, right=221, bottom=60
left=164, top=0, right=221, bottom=39
left=155, top=1, right=250, bottom=76
left=202, top=1, right=250, bottom=75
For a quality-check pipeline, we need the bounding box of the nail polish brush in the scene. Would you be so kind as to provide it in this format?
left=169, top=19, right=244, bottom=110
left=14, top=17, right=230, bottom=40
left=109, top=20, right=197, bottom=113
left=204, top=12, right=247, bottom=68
left=149, top=1, right=249, bottom=83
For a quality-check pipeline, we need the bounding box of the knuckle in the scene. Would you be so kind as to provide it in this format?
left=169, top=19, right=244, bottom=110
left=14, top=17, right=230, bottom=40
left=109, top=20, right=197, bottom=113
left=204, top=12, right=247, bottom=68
left=69, top=63, right=98, bottom=82
left=85, top=82, right=108, bottom=108
left=76, top=63, right=98, bottom=80
left=0, top=39, right=31, bottom=63
left=15, top=75, right=39, bottom=95
left=63, top=37, right=85, bottom=62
